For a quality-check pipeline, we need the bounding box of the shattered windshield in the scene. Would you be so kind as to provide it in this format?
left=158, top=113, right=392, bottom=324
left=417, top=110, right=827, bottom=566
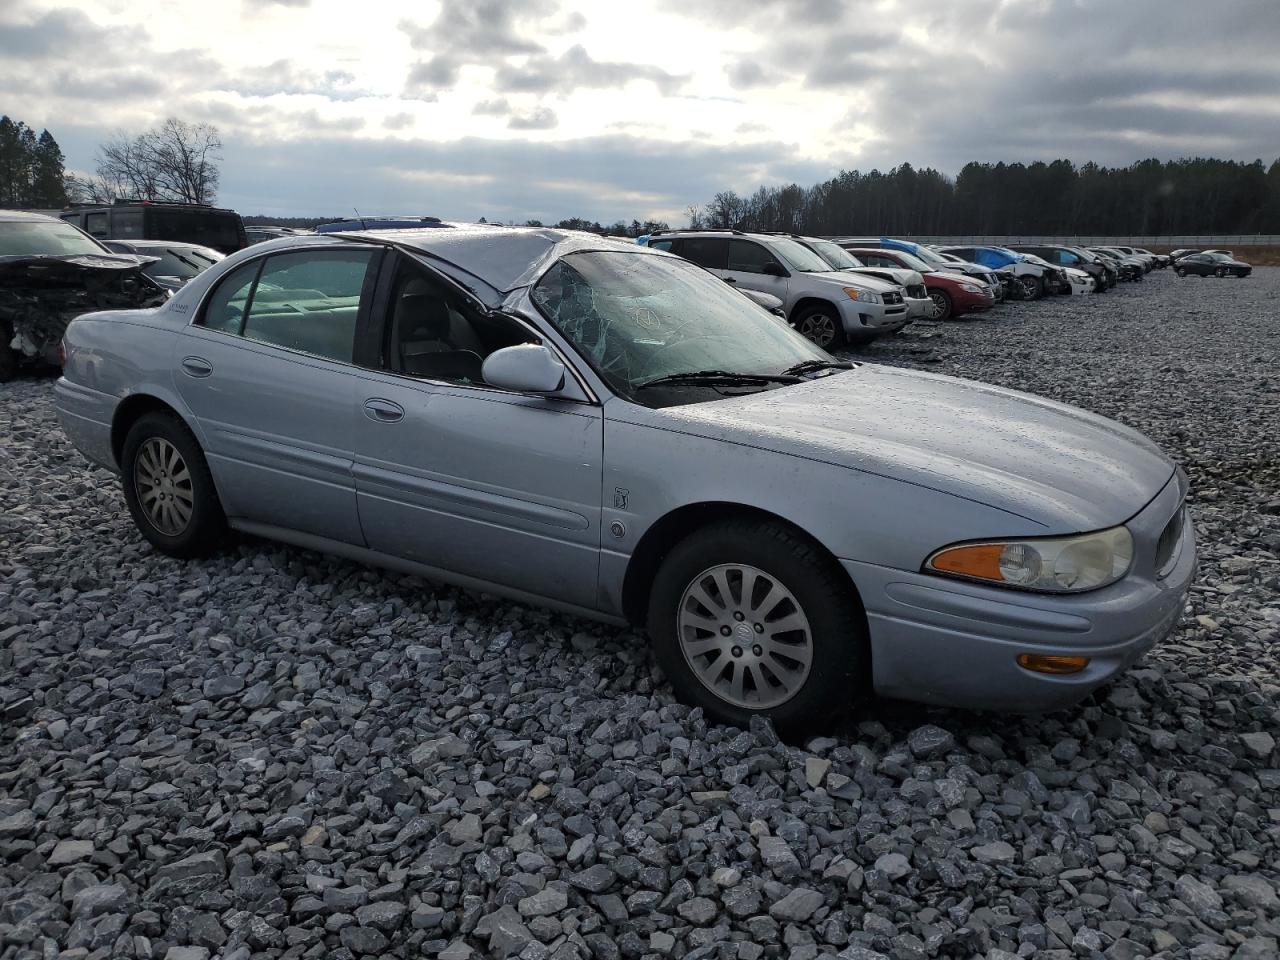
left=0, top=220, right=106, bottom=257
left=533, top=251, right=826, bottom=402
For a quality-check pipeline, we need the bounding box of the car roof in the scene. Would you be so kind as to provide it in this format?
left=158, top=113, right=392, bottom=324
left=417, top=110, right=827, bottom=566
left=281, top=225, right=676, bottom=303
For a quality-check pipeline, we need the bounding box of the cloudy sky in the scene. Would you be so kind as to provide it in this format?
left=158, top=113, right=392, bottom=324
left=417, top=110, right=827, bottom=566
left=3, top=0, right=1278, bottom=223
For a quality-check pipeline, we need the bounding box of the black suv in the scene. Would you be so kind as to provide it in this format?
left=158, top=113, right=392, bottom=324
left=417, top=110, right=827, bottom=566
left=1009, top=245, right=1116, bottom=291
left=61, top=200, right=247, bottom=255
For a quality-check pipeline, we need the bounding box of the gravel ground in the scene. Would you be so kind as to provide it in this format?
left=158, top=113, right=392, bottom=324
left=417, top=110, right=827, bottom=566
left=1, top=269, right=1277, bottom=960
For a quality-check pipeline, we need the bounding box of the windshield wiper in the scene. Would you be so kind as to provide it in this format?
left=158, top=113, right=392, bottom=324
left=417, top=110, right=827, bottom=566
left=636, top=369, right=802, bottom=390
left=781, top=359, right=854, bottom=377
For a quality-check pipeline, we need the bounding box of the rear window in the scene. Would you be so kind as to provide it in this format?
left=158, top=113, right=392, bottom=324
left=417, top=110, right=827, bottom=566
left=149, top=210, right=242, bottom=251
left=142, top=246, right=223, bottom=280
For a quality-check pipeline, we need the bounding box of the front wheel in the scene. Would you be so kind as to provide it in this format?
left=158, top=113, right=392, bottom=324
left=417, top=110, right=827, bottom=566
left=1175, top=267, right=1187, bottom=277
left=647, top=519, right=869, bottom=732
left=121, top=412, right=227, bottom=558
left=1214, top=267, right=1226, bottom=278
left=1019, top=275, right=1044, bottom=300
left=793, top=305, right=845, bottom=350
left=927, top=289, right=953, bottom=321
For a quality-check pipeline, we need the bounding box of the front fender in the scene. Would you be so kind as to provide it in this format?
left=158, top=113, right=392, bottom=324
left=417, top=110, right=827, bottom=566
left=598, top=402, right=1042, bottom=617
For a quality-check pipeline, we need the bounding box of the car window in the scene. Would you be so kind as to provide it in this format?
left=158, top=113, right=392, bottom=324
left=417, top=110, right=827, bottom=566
left=727, top=239, right=780, bottom=274
left=679, top=237, right=728, bottom=270
left=236, top=250, right=374, bottom=361
left=85, top=212, right=109, bottom=238
left=200, top=260, right=262, bottom=334
left=648, top=239, right=674, bottom=251
left=383, top=261, right=534, bottom=386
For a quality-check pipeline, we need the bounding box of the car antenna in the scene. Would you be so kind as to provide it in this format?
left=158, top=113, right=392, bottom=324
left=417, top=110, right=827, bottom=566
left=353, top=207, right=367, bottom=229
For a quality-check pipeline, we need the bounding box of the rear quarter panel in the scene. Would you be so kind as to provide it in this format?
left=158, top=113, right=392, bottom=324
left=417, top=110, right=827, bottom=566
left=56, top=308, right=189, bottom=470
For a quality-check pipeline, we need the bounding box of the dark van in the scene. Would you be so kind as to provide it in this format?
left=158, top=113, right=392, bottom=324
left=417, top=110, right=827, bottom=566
left=60, top=201, right=248, bottom=255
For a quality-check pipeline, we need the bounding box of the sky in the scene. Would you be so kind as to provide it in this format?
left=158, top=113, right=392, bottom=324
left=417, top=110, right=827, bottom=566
left=3, top=0, right=1279, bottom=224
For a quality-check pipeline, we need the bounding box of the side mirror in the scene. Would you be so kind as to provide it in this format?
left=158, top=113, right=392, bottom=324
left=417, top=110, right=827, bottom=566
left=481, top=344, right=567, bottom=394
left=762, top=262, right=786, bottom=277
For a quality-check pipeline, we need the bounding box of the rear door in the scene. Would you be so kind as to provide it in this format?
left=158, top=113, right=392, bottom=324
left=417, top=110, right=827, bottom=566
left=174, top=246, right=382, bottom=544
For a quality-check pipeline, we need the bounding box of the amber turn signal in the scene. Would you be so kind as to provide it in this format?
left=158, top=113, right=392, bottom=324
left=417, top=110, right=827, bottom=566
left=929, top=543, right=1007, bottom=581
left=1016, top=653, right=1090, bottom=675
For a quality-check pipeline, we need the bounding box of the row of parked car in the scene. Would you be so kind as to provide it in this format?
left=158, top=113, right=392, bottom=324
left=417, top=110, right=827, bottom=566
left=634, top=230, right=1193, bottom=349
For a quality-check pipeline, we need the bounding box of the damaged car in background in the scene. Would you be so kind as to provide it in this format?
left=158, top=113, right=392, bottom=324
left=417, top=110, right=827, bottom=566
left=1, top=212, right=167, bottom=381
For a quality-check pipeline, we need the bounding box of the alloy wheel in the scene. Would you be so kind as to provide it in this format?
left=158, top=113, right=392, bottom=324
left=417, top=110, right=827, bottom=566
left=798, top=312, right=837, bottom=348
left=928, top=291, right=948, bottom=319
left=1019, top=276, right=1039, bottom=299
left=134, top=437, right=194, bottom=536
left=677, top=563, right=813, bottom=709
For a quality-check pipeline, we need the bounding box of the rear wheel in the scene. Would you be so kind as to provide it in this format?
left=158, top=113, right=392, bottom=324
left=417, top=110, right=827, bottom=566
left=1175, top=267, right=1187, bottom=277
left=1019, top=275, right=1044, bottom=300
left=647, top=519, right=868, bottom=732
left=122, top=412, right=227, bottom=558
left=927, top=289, right=953, bottom=321
left=1214, top=267, right=1226, bottom=278
left=793, top=304, right=845, bottom=350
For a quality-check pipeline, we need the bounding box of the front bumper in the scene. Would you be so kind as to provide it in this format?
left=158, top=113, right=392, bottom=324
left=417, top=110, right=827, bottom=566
left=845, top=472, right=1196, bottom=712
left=951, top=287, right=995, bottom=315
left=905, top=296, right=934, bottom=321
left=840, top=299, right=909, bottom=337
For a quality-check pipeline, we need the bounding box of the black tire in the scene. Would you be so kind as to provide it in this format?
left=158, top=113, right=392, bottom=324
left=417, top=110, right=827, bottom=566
left=793, top=304, right=845, bottom=350
left=121, top=411, right=227, bottom=558
left=927, top=288, right=953, bottom=321
left=1020, top=275, right=1044, bottom=300
left=647, top=519, right=869, bottom=733
left=1175, top=267, right=1187, bottom=277
left=1214, top=267, right=1226, bottom=278
left=0, top=319, right=19, bottom=383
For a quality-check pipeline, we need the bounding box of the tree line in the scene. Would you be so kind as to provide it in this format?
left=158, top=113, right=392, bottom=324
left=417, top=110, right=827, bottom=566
left=689, top=158, right=1280, bottom=237
left=0, top=116, right=68, bottom=208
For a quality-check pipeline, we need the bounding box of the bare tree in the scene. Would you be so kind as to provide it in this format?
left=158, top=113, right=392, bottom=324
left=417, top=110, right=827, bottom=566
left=685, top=203, right=704, bottom=229
left=94, top=118, right=222, bottom=204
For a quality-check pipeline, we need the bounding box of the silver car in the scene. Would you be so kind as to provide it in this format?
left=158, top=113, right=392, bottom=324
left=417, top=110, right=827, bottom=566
left=644, top=230, right=910, bottom=349
left=54, top=226, right=1196, bottom=729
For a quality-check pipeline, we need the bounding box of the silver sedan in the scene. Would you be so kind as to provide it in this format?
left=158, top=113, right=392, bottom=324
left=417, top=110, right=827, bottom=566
left=54, top=226, right=1196, bottom=730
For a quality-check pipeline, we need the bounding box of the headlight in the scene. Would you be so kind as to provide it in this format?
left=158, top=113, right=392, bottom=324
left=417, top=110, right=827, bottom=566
left=960, top=282, right=984, bottom=293
left=926, top=526, right=1134, bottom=593
left=842, top=286, right=881, bottom=304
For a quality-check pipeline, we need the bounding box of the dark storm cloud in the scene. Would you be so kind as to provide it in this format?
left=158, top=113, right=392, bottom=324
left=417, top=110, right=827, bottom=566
left=493, top=45, right=687, bottom=97
left=507, top=106, right=559, bottom=130
left=398, top=0, right=685, bottom=99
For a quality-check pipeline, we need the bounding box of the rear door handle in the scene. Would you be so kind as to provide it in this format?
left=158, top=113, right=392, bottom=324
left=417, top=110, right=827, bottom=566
left=181, top=356, right=213, bottom=378
left=363, top=398, right=405, bottom=423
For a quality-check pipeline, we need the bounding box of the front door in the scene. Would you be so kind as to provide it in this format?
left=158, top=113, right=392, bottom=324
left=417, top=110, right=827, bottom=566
left=174, top=247, right=380, bottom=545
left=351, top=259, right=604, bottom=610
left=722, top=239, right=790, bottom=300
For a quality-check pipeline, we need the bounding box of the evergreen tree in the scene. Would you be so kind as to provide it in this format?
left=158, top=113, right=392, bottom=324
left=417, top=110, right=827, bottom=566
left=31, top=130, right=67, bottom=208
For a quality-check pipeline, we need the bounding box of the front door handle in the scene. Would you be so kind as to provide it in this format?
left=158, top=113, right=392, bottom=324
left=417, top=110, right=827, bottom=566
left=181, top=356, right=213, bottom=378
left=364, top=398, right=405, bottom=423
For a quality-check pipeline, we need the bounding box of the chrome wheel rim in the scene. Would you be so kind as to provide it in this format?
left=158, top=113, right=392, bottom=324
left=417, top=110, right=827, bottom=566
left=134, top=437, right=194, bottom=536
left=677, top=563, right=813, bottom=709
left=928, top=291, right=948, bottom=319
left=798, top=313, right=836, bottom=347
left=1019, top=277, right=1038, bottom=299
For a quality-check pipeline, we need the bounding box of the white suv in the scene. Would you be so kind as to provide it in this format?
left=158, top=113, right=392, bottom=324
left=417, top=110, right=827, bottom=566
left=645, top=230, right=910, bottom=348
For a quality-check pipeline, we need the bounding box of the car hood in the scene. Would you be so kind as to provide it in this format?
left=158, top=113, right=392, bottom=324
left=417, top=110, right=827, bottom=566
left=848, top=266, right=923, bottom=290
left=663, top=364, right=1173, bottom=531
left=805, top=270, right=901, bottom=294
left=0, top=253, right=157, bottom=284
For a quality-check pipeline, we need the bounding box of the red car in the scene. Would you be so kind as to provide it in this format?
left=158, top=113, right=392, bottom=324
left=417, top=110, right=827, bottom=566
left=844, top=247, right=995, bottom=321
